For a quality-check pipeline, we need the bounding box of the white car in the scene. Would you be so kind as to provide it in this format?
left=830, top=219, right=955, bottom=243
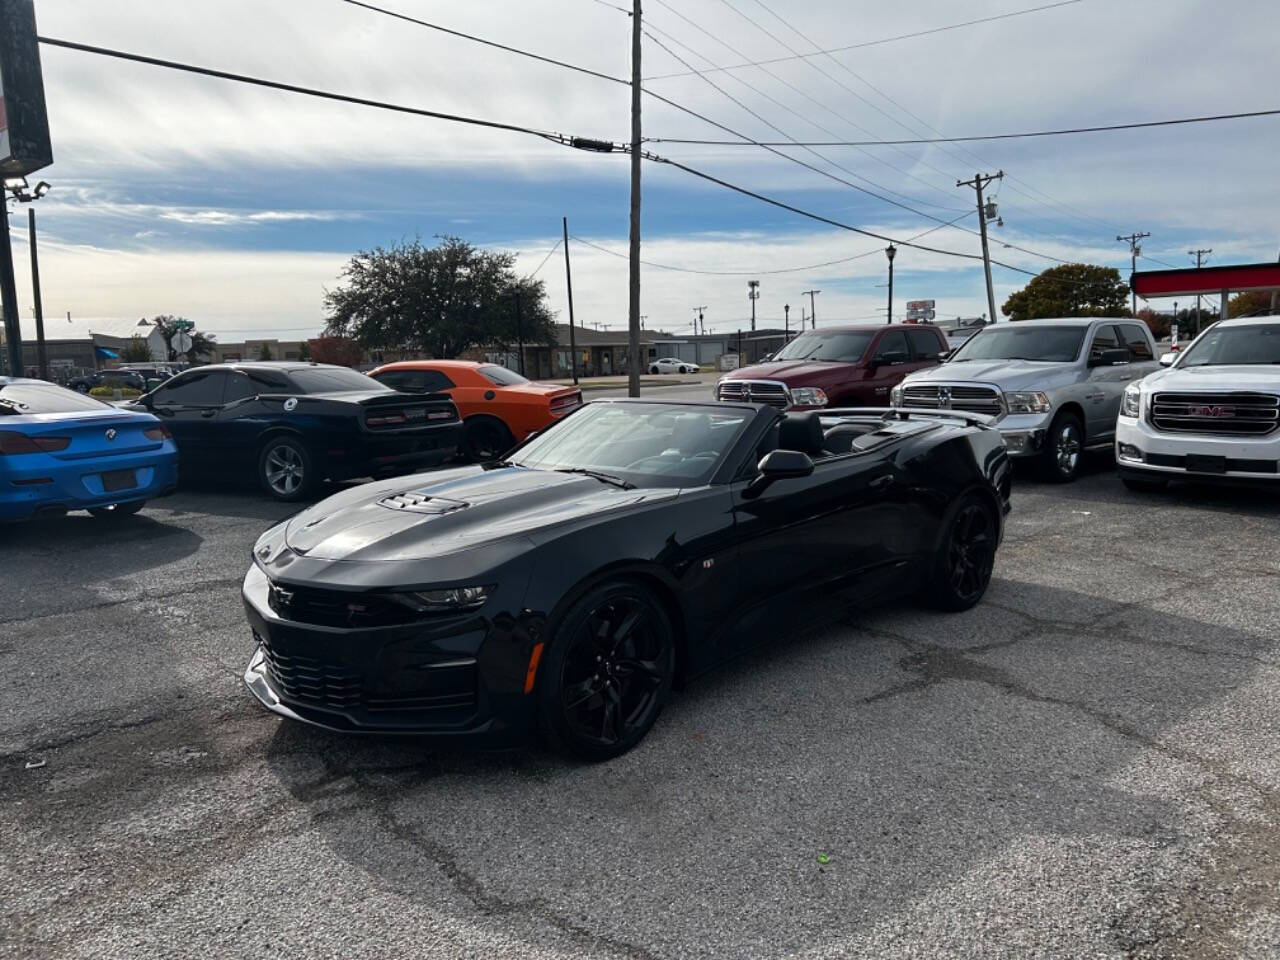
left=1116, top=316, right=1280, bottom=491
left=649, top=358, right=700, bottom=375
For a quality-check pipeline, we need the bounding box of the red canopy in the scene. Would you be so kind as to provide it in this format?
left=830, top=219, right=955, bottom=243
left=1132, top=262, right=1280, bottom=298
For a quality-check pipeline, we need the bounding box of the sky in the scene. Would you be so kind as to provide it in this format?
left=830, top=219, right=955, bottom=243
left=6, top=0, right=1280, bottom=342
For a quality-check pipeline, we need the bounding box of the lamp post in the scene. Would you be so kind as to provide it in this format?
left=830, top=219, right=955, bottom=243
left=885, top=244, right=897, bottom=324
left=784, top=303, right=790, bottom=338
left=747, top=280, right=760, bottom=331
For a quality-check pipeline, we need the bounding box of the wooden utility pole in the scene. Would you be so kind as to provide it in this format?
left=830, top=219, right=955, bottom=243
left=562, top=217, right=578, bottom=385
left=958, top=172, right=1003, bottom=325
left=28, top=207, right=48, bottom=379
left=803, top=289, right=820, bottom=328
left=627, top=0, right=642, bottom=397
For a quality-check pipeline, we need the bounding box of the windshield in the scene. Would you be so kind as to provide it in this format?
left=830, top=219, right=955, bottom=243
left=1177, top=324, right=1280, bottom=367
left=949, top=325, right=1088, bottom=363
left=286, top=367, right=387, bottom=394
left=0, top=382, right=111, bottom=414
left=478, top=365, right=529, bottom=386
left=507, top=402, right=752, bottom=488
left=772, top=331, right=874, bottom=363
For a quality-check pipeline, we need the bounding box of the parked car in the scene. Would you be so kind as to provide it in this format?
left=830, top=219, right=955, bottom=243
left=0, top=377, right=178, bottom=522
left=891, top=318, right=1160, bottom=482
left=241, top=398, right=1011, bottom=759
left=716, top=323, right=948, bottom=410
left=67, top=369, right=148, bottom=395
left=117, top=365, right=177, bottom=388
left=127, top=362, right=461, bottom=501
left=1116, top=316, right=1280, bottom=491
left=650, top=357, right=700, bottom=375
left=368, top=360, right=583, bottom=461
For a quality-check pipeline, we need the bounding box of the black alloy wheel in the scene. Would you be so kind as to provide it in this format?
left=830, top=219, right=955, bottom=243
left=928, top=493, right=997, bottom=611
left=88, top=500, right=146, bottom=519
left=257, top=436, right=315, bottom=501
left=464, top=417, right=515, bottom=462
left=1041, top=412, right=1084, bottom=483
left=540, top=581, right=675, bottom=760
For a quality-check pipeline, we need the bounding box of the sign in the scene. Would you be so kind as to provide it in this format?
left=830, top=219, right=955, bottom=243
left=49, top=357, right=71, bottom=368
left=0, top=0, right=53, bottom=177
left=906, top=299, right=936, bottom=322
left=174, top=319, right=195, bottom=331
left=719, top=354, right=740, bottom=371
left=172, top=331, right=193, bottom=353
left=1170, top=323, right=1178, bottom=345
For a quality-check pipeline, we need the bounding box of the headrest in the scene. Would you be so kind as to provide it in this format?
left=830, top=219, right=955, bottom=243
left=777, top=412, right=825, bottom=456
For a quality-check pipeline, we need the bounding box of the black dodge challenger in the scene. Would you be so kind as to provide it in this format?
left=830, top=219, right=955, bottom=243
left=243, top=399, right=1012, bottom=759
left=129, top=362, right=461, bottom=500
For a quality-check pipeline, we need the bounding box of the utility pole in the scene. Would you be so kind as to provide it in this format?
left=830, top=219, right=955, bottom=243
left=562, top=217, right=578, bottom=385
left=27, top=207, right=47, bottom=379
left=885, top=244, right=896, bottom=324
left=1116, top=231, right=1151, bottom=315
left=626, top=0, right=642, bottom=397
left=957, top=171, right=1003, bottom=326
left=803, top=289, right=820, bottom=328
left=513, top=289, right=526, bottom=376
left=0, top=192, right=21, bottom=377
left=800, top=307, right=807, bottom=332
left=1188, top=248, right=1211, bottom=335
left=692, top=305, right=706, bottom=337
left=747, top=281, right=759, bottom=331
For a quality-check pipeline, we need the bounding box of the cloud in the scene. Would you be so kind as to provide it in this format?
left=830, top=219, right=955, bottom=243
left=157, top=209, right=349, bottom=226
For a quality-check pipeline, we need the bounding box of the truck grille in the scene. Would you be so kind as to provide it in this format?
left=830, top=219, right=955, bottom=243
left=901, top=384, right=1003, bottom=416
left=1150, top=392, right=1280, bottom=436
left=716, top=380, right=789, bottom=408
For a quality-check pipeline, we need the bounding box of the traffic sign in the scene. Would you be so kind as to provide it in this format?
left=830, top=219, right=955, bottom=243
left=172, top=331, right=193, bottom=353
left=173, top=319, right=195, bottom=331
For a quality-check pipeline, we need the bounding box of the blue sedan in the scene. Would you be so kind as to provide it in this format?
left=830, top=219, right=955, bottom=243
left=0, top=377, right=179, bottom=522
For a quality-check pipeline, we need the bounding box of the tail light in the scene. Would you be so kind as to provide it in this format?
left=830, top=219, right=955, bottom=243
left=550, top=393, right=582, bottom=413
left=144, top=425, right=171, bottom=441
left=0, top=431, right=71, bottom=455
left=367, top=412, right=408, bottom=427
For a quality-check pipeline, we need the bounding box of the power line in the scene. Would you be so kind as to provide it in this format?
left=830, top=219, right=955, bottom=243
left=642, top=0, right=1083, bottom=81
left=527, top=238, right=563, bottom=278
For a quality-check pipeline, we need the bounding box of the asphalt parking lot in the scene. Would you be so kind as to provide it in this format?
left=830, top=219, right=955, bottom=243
left=3, top=457, right=1279, bottom=959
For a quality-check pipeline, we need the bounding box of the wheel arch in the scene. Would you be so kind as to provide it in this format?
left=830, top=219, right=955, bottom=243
left=1051, top=400, right=1087, bottom=441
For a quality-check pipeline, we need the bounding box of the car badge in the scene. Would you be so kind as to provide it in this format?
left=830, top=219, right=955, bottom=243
left=272, top=585, right=294, bottom=607
left=937, top=386, right=952, bottom=409
left=105, top=428, right=117, bottom=441
left=1189, top=405, right=1233, bottom=418
left=283, top=397, right=298, bottom=412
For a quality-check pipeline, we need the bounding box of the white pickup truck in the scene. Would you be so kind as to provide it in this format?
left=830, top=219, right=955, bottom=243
left=1116, top=316, right=1280, bottom=490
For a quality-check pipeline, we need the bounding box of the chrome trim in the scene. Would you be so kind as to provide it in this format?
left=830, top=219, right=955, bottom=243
left=899, top=381, right=1006, bottom=417
left=715, top=378, right=792, bottom=407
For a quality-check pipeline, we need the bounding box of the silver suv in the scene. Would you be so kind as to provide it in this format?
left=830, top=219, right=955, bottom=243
left=890, top=318, right=1160, bottom=481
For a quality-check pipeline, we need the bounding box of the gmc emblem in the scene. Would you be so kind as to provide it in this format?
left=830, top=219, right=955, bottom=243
left=1189, top=405, right=1234, bottom=418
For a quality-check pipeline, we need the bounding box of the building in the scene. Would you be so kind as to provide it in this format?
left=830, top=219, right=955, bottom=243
left=653, top=328, right=794, bottom=369
left=474, top=324, right=667, bottom=379
left=7, top=315, right=168, bottom=380
left=214, top=339, right=309, bottom=363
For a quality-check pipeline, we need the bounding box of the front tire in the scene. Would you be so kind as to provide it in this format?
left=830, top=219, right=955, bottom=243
left=650, top=365, right=660, bottom=375
left=678, top=366, right=688, bottom=374
left=89, top=500, right=146, bottom=519
left=257, top=436, right=315, bottom=501
left=926, top=493, right=998, bottom=612
left=539, top=581, right=676, bottom=761
left=1040, top=412, right=1084, bottom=483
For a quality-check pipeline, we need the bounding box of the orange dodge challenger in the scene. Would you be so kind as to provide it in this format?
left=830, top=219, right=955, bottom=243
left=369, top=360, right=583, bottom=461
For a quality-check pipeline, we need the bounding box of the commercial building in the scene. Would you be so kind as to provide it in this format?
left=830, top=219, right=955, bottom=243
left=7, top=316, right=168, bottom=380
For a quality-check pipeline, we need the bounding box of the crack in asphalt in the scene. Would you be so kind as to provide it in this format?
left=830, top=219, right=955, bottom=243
left=0, top=577, right=245, bottom=627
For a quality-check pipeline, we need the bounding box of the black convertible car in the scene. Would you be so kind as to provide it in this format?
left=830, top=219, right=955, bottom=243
left=128, top=362, right=461, bottom=500
left=242, top=399, right=1011, bottom=758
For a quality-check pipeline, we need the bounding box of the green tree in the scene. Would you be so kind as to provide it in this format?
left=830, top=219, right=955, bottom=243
left=119, top=335, right=154, bottom=363
left=324, top=236, right=556, bottom=358
left=1001, top=264, right=1130, bottom=322
left=149, top=315, right=217, bottom=363
left=257, top=342, right=273, bottom=361
left=308, top=336, right=364, bottom=367
left=297, top=339, right=311, bottom=361
left=1228, top=290, right=1277, bottom=319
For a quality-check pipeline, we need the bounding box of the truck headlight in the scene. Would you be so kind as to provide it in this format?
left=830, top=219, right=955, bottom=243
left=789, top=387, right=828, bottom=407
left=1005, top=391, right=1051, bottom=415
left=890, top=384, right=904, bottom=406
left=1121, top=383, right=1141, bottom=418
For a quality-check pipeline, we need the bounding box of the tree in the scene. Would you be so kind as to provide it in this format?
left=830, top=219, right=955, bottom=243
left=1228, top=290, right=1277, bottom=319
left=324, top=236, right=556, bottom=358
left=257, top=342, right=273, bottom=361
left=149, top=315, right=217, bottom=363
left=119, top=335, right=154, bottom=363
left=308, top=336, right=364, bottom=367
left=297, top=339, right=311, bottom=362
left=1001, top=264, right=1130, bottom=322
left=1135, top=306, right=1170, bottom=340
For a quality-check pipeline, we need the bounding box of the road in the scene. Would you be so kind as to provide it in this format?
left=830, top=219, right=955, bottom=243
left=590, top=372, right=719, bottom=402
left=3, top=462, right=1280, bottom=959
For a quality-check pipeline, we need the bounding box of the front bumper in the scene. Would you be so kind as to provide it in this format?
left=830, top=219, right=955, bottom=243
left=1115, top=415, right=1280, bottom=483
left=991, top=413, right=1052, bottom=459
left=240, top=564, right=539, bottom=744
left=0, top=448, right=180, bottom=521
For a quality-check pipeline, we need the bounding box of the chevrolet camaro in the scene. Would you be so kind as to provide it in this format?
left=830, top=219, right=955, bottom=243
left=242, top=399, right=1011, bottom=759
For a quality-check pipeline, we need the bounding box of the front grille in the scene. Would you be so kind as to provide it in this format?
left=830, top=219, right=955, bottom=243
left=260, top=643, right=363, bottom=711
left=268, top=581, right=418, bottom=628
left=901, top=384, right=1003, bottom=416
left=716, top=380, right=790, bottom=408
left=1150, top=392, right=1280, bottom=436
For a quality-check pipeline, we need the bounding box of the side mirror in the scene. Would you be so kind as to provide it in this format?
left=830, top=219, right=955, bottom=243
left=1159, top=353, right=1175, bottom=367
left=743, top=448, right=814, bottom=499
left=936, top=349, right=952, bottom=361
left=1089, top=347, right=1131, bottom=368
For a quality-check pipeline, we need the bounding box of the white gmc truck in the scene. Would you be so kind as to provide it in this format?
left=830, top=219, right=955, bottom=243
left=1116, top=316, right=1280, bottom=490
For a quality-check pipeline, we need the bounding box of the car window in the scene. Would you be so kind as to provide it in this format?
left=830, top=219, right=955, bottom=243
left=223, top=373, right=256, bottom=403
left=247, top=370, right=293, bottom=391
left=1178, top=323, right=1280, bottom=366
left=153, top=370, right=226, bottom=406
left=374, top=369, right=456, bottom=393
left=907, top=328, right=945, bottom=360
left=1119, top=324, right=1154, bottom=361
left=287, top=367, right=386, bottom=394
left=950, top=325, right=1088, bottom=363
left=1088, top=325, right=1121, bottom=359
left=0, top=382, right=111, bottom=414
left=478, top=365, right=529, bottom=387
left=773, top=330, right=875, bottom=363
left=874, top=330, right=909, bottom=360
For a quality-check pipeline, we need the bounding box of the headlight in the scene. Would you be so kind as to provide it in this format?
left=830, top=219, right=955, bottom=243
left=789, top=387, right=828, bottom=407
left=890, top=384, right=904, bottom=406
left=1121, top=383, right=1141, bottom=418
left=1005, top=391, right=1052, bottom=415
left=392, top=585, right=491, bottom=613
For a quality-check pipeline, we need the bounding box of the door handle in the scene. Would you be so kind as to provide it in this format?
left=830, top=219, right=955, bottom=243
left=869, top=475, right=893, bottom=491
left=201, top=409, right=218, bottom=418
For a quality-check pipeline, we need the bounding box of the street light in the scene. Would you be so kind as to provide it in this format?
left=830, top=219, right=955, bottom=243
left=747, top=280, right=760, bottom=332
left=784, top=303, right=790, bottom=337
left=885, top=244, right=897, bottom=324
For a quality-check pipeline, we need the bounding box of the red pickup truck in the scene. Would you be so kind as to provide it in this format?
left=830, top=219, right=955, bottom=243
left=716, top=323, right=949, bottom=410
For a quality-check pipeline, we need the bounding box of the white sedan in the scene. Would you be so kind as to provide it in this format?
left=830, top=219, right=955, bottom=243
left=648, top=357, right=700, bottom=375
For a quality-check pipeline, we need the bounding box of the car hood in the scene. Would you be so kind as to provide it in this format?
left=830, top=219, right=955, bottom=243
left=282, top=465, right=675, bottom=562
left=1141, top=364, right=1280, bottom=392
left=723, top=360, right=849, bottom=382
left=903, top=359, right=1077, bottom=391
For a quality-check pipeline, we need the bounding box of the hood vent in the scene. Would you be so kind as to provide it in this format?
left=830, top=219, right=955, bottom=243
left=377, top=492, right=470, bottom=515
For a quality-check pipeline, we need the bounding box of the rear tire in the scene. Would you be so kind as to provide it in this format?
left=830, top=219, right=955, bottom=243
left=678, top=366, right=688, bottom=374
left=463, top=417, right=515, bottom=462
left=1122, top=475, right=1168, bottom=493
left=538, top=581, right=676, bottom=761
left=89, top=500, right=146, bottom=519
left=926, top=492, right=998, bottom=612
left=650, top=365, right=660, bottom=375
left=1039, top=412, right=1084, bottom=483
left=257, top=436, right=316, bottom=502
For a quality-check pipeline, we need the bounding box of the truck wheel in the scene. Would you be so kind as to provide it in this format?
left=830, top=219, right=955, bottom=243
left=1040, top=412, right=1084, bottom=483
left=257, top=436, right=315, bottom=501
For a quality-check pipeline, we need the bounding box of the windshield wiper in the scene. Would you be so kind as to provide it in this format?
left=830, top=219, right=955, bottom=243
left=555, top=468, right=636, bottom=490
